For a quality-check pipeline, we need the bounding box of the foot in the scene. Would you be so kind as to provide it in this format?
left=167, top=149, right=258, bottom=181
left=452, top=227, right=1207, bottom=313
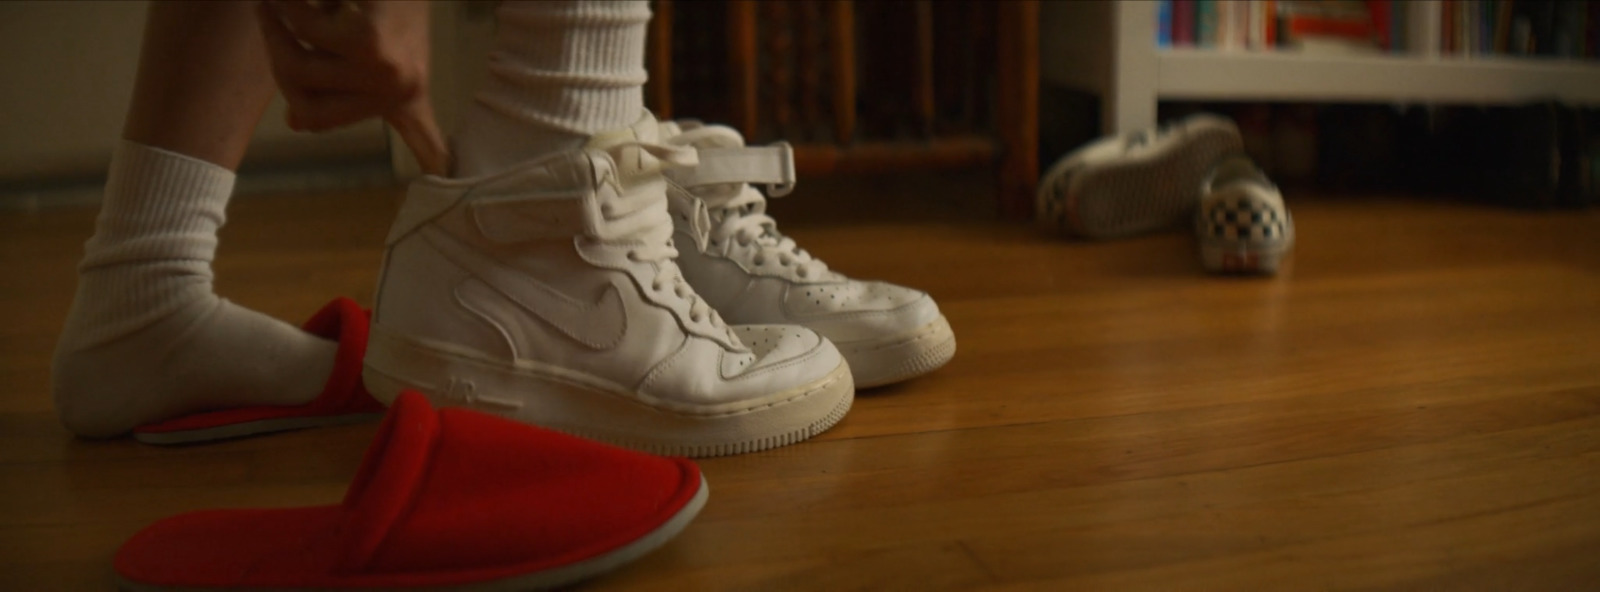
left=363, top=114, right=853, bottom=457
left=1037, top=113, right=1244, bottom=239
left=53, top=296, right=337, bottom=439
left=1196, top=155, right=1294, bottom=274
left=51, top=141, right=339, bottom=439
left=658, top=120, right=956, bottom=388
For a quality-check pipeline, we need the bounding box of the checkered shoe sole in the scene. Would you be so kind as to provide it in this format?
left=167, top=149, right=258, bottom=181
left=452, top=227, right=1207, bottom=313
left=1038, top=123, right=1243, bottom=240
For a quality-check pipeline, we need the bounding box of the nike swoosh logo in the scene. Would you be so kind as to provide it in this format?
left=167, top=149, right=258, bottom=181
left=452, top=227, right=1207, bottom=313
left=422, top=226, right=627, bottom=350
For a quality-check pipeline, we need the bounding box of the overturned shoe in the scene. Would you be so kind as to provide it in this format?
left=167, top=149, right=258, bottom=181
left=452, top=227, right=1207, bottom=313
left=1196, top=155, right=1295, bottom=274
left=659, top=120, right=956, bottom=388
left=1037, top=113, right=1244, bottom=239
left=115, top=392, right=707, bottom=591
left=363, top=113, right=853, bottom=457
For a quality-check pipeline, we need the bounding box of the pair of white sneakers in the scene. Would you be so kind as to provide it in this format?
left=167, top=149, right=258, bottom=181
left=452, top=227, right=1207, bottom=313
left=1035, top=113, right=1293, bottom=274
left=363, top=113, right=956, bottom=457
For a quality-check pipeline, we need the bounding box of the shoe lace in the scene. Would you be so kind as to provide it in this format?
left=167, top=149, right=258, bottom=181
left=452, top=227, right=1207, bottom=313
left=668, top=126, right=831, bottom=280
left=595, top=139, right=738, bottom=340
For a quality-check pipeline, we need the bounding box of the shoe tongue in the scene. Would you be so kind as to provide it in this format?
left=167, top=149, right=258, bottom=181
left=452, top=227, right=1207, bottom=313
left=670, top=125, right=746, bottom=151
left=585, top=112, right=662, bottom=151
left=335, top=392, right=440, bottom=572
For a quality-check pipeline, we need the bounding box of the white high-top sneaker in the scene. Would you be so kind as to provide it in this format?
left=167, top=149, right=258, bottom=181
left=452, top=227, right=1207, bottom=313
left=363, top=115, right=854, bottom=457
left=658, top=121, right=956, bottom=388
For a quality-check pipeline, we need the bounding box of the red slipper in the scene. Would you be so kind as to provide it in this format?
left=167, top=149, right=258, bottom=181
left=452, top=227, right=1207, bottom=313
left=115, top=392, right=708, bottom=590
left=132, top=297, right=386, bottom=445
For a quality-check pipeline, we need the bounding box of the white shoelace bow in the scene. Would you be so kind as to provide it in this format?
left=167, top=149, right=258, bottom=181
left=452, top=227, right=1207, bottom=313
left=596, top=140, right=738, bottom=341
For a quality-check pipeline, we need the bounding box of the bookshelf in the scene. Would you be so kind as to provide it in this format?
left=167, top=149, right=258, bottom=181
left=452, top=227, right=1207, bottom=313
left=1042, top=0, right=1600, bottom=135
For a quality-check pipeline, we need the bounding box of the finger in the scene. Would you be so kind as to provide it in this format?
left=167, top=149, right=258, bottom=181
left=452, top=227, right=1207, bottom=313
left=262, top=4, right=378, bottom=95
left=386, top=98, right=449, bottom=176
left=267, top=0, right=369, bottom=56
left=289, top=92, right=388, bottom=132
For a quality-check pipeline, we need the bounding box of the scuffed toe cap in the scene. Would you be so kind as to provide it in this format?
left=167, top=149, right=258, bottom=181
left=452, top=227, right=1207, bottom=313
left=783, top=280, right=942, bottom=343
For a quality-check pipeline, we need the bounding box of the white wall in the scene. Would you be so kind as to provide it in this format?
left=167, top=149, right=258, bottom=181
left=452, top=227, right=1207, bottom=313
left=0, top=1, right=390, bottom=184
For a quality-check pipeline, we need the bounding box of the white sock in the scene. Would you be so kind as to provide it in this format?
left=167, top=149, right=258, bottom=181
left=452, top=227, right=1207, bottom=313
left=452, top=0, right=651, bottom=177
left=52, top=141, right=337, bottom=438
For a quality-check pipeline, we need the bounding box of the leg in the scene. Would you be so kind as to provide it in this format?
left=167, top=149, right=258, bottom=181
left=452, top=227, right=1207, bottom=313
left=53, top=1, right=338, bottom=438
left=451, top=0, right=651, bottom=177
left=122, top=0, right=277, bottom=169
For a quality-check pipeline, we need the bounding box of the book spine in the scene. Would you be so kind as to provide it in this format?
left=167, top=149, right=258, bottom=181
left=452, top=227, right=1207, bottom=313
left=1481, top=0, right=1493, bottom=53
left=1533, top=0, right=1555, bottom=56
left=1368, top=0, right=1393, bottom=51
left=1159, top=0, right=1174, bottom=47
left=1264, top=0, right=1278, bottom=48
left=1175, top=0, right=1196, bottom=47
left=1555, top=0, right=1584, bottom=57
left=1589, top=0, right=1599, bottom=58
left=1494, top=0, right=1513, bottom=54
left=1443, top=0, right=1456, bottom=54
left=1198, top=0, right=1219, bottom=48
left=1218, top=0, right=1234, bottom=49
left=1391, top=1, right=1406, bottom=53
left=1248, top=0, right=1264, bottom=49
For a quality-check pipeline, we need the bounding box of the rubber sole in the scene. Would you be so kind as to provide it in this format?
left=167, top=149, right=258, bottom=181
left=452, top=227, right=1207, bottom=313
left=115, top=475, right=709, bottom=592
left=834, top=315, right=956, bottom=388
left=362, top=326, right=853, bottom=458
left=132, top=412, right=386, bottom=445
left=1040, top=121, right=1243, bottom=240
left=1200, top=241, right=1292, bottom=275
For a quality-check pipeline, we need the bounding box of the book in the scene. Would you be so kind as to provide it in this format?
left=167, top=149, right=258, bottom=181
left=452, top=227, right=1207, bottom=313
left=1367, top=0, right=1392, bottom=51
left=1480, top=0, right=1492, bottom=54
left=1217, top=0, right=1235, bottom=49
left=1159, top=0, right=1174, bottom=47
left=1174, top=0, right=1197, bottom=47
left=1443, top=0, right=1456, bottom=54
left=1264, top=0, right=1278, bottom=48
left=1249, top=0, right=1266, bottom=49
left=1218, top=0, right=1250, bottom=50
left=1391, top=1, right=1406, bottom=52
left=1554, top=0, right=1585, bottom=57
left=1494, top=0, right=1513, bottom=53
left=1278, top=0, right=1381, bottom=54
left=1198, top=0, right=1220, bottom=48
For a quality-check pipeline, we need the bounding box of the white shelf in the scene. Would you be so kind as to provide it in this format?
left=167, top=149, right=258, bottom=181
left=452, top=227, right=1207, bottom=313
left=1041, top=0, right=1600, bottom=134
left=1157, top=50, right=1600, bottom=104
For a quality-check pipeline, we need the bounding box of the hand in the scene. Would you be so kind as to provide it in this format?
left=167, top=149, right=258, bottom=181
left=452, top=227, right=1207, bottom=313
left=258, top=0, right=448, bottom=175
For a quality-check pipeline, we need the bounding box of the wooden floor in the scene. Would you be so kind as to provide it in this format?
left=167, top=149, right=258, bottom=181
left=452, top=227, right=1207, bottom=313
left=2, top=173, right=1598, bottom=590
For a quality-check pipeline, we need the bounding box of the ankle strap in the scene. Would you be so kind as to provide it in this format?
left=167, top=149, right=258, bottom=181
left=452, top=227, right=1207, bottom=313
left=671, top=142, right=796, bottom=197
